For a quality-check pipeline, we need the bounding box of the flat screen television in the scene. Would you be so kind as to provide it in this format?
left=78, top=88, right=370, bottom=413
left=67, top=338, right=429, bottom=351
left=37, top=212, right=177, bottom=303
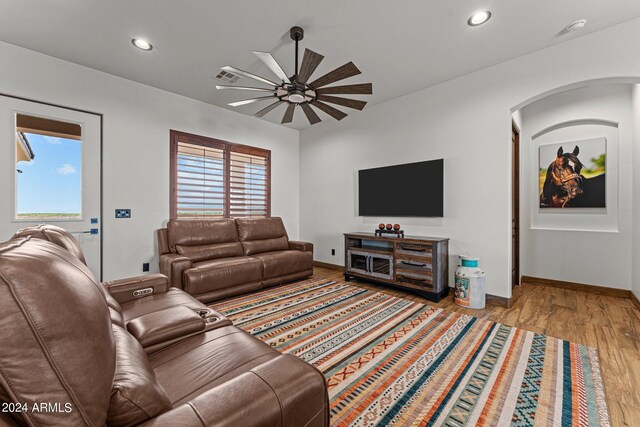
left=358, top=159, right=444, bottom=217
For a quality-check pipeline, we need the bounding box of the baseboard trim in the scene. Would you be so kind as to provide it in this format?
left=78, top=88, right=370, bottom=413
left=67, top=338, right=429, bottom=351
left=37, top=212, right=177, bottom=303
left=486, top=294, right=514, bottom=308
left=630, top=292, right=640, bottom=312
left=313, top=261, right=345, bottom=272
left=521, top=275, right=631, bottom=299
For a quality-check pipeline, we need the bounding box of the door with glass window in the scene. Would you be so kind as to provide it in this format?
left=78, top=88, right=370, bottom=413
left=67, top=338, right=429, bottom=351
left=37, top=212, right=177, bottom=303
left=0, top=95, right=101, bottom=278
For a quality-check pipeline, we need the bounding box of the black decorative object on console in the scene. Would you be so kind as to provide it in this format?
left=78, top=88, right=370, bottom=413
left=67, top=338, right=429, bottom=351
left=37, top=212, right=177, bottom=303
left=374, top=229, right=404, bottom=238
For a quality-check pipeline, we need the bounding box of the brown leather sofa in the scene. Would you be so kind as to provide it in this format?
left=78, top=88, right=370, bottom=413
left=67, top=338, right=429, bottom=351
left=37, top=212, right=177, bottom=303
left=13, top=224, right=230, bottom=331
left=157, top=217, right=313, bottom=302
left=0, top=233, right=329, bottom=426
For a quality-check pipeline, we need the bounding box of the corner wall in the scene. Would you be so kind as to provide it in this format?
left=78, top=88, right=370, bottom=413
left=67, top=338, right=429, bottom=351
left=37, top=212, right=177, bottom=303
left=632, top=85, right=640, bottom=300
left=0, top=41, right=300, bottom=280
left=519, top=84, right=633, bottom=290
left=299, top=17, right=640, bottom=298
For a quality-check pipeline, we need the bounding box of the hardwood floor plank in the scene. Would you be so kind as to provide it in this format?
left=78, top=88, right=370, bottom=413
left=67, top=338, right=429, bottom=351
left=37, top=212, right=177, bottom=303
left=595, top=326, right=635, bottom=404
left=607, top=306, right=640, bottom=352
left=545, top=306, right=580, bottom=343
left=607, top=401, right=640, bottom=426
left=548, top=286, right=576, bottom=309
left=620, top=348, right=640, bottom=405
left=575, top=293, right=613, bottom=328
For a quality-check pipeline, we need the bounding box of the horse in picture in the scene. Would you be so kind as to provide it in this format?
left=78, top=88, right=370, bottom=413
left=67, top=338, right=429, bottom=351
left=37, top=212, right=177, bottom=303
left=540, top=145, right=605, bottom=208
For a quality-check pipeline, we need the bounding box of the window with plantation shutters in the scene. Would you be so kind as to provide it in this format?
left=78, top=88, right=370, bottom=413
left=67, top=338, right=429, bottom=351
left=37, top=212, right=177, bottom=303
left=174, top=141, right=226, bottom=218
left=170, top=130, right=271, bottom=219
left=229, top=149, right=269, bottom=217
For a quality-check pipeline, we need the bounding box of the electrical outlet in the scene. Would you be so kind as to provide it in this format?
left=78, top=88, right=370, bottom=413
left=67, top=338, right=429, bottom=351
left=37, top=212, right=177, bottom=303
left=142, top=263, right=149, bottom=272
left=115, top=209, right=131, bottom=219
left=331, top=249, right=335, bottom=256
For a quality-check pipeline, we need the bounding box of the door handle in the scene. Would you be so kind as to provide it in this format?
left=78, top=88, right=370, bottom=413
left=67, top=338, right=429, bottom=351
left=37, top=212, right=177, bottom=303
left=82, top=228, right=99, bottom=235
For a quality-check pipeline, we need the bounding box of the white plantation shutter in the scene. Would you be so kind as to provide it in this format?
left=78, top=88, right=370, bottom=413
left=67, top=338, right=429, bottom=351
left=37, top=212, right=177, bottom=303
left=171, top=131, right=270, bottom=219
left=229, top=149, right=269, bottom=217
left=175, top=141, right=226, bottom=218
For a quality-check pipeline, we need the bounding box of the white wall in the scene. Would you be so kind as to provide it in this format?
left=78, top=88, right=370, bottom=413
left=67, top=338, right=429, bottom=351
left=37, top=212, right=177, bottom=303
left=300, top=17, right=640, bottom=299
left=632, top=85, right=640, bottom=299
left=0, top=41, right=300, bottom=280
left=519, top=84, right=633, bottom=289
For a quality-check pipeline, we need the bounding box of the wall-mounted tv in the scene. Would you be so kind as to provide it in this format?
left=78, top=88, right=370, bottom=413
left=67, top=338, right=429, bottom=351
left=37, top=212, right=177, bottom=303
left=358, top=159, right=444, bottom=217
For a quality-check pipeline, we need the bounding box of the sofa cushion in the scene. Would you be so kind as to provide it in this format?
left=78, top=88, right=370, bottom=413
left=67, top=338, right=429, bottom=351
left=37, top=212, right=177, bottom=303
left=109, top=325, right=172, bottom=426
left=167, top=219, right=238, bottom=252
left=0, top=238, right=115, bottom=427
left=120, top=288, right=206, bottom=323
left=184, top=257, right=263, bottom=296
left=236, top=217, right=288, bottom=241
left=241, top=235, right=290, bottom=256
left=13, top=223, right=87, bottom=264
left=175, top=241, right=243, bottom=262
left=148, top=326, right=280, bottom=405
left=126, top=306, right=206, bottom=348
left=250, top=250, right=313, bottom=279
left=235, top=217, right=290, bottom=255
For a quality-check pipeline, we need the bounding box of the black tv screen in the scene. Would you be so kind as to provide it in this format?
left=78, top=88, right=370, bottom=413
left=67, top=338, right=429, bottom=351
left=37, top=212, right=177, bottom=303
left=358, top=159, right=444, bottom=217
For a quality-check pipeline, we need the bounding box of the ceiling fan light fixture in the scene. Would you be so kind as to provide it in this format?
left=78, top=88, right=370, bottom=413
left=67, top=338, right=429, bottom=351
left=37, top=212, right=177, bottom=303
left=132, top=38, right=153, bottom=51
left=468, top=11, right=491, bottom=26
left=288, top=90, right=306, bottom=104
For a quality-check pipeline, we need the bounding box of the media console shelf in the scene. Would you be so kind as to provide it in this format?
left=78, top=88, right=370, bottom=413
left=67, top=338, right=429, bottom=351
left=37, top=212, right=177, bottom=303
left=344, top=232, right=449, bottom=302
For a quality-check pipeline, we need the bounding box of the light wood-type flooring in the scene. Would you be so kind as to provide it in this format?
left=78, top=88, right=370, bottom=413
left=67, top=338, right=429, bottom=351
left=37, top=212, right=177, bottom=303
left=312, top=266, right=640, bottom=427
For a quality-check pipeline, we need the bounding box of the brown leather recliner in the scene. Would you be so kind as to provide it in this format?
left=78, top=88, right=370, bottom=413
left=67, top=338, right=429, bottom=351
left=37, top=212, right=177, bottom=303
left=158, top=217, right=313, bottom=302
left=0, top=237, right=329, bottom=427
left=13, top=224, right=230, bottom=328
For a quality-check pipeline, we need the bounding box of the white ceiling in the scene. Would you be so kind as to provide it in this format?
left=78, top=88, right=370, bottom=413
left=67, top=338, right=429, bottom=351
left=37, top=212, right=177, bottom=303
left=1, top=0, right=639, bottom=130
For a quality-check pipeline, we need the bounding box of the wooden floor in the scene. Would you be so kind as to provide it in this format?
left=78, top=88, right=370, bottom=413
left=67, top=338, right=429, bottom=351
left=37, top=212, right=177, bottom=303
left=312, top=266, right=640, bottom=427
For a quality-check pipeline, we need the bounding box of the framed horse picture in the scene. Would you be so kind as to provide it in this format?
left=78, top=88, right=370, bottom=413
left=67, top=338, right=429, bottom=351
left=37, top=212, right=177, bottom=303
left=539, top=137, right=606, bottom=208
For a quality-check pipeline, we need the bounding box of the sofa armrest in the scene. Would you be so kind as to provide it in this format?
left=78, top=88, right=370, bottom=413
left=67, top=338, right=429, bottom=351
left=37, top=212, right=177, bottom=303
left=159, top=253, right=192, bottom=289
left=127, top=306, right=205, bottom=349
left=142, top=355, right=328, bottom=427
left=289, top=240, right=314, bottom=253
left=102, top=274, right=169, bottom=305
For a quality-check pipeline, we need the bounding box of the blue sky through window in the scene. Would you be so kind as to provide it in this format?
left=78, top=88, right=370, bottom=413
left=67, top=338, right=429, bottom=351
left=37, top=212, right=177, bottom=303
left=16, top=133, right=81, bottom=217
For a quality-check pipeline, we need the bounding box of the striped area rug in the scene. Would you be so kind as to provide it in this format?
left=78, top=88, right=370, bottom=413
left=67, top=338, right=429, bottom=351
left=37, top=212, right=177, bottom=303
left=211, top=278, right=609, bottom=426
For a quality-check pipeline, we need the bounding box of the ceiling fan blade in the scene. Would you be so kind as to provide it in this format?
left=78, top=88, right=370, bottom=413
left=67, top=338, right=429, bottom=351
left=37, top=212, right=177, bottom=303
left=300, top=103, right=321, bottom=125
left=316, top=83, right=372, bottom=95
left=297, top=49, right=325, bottom=84
left=221, top=66, right=278, bottom=87
left=308, top=62, right=361, bottom=89
left=316, top=94, right=367, bottom=110
left=252, top=51, right=291, bottom=83
left=254, top=100, right=284, bottom=118
left=281, top=104, right=295, bottom=124
left=216, top=85, right=275, bottom=92
left=311, top=100, right=347, bottom=121
left=228, top=96, right=275, bottom=107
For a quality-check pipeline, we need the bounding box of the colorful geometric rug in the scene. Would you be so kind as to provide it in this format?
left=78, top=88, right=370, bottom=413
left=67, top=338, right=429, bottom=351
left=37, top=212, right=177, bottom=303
left=211, top=278, right=610, bottom=426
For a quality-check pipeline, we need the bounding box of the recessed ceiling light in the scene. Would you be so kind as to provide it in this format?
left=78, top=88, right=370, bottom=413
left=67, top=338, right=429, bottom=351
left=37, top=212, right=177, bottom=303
left=566, top=19, right=587, bottom=33
left=131, top=38, right=153, bottom=51
left=468, top=11, right=491, bottom=27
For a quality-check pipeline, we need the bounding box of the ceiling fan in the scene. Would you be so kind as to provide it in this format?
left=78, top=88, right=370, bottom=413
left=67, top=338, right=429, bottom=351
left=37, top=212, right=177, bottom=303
left=216, top=26, right=372, bottom=125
